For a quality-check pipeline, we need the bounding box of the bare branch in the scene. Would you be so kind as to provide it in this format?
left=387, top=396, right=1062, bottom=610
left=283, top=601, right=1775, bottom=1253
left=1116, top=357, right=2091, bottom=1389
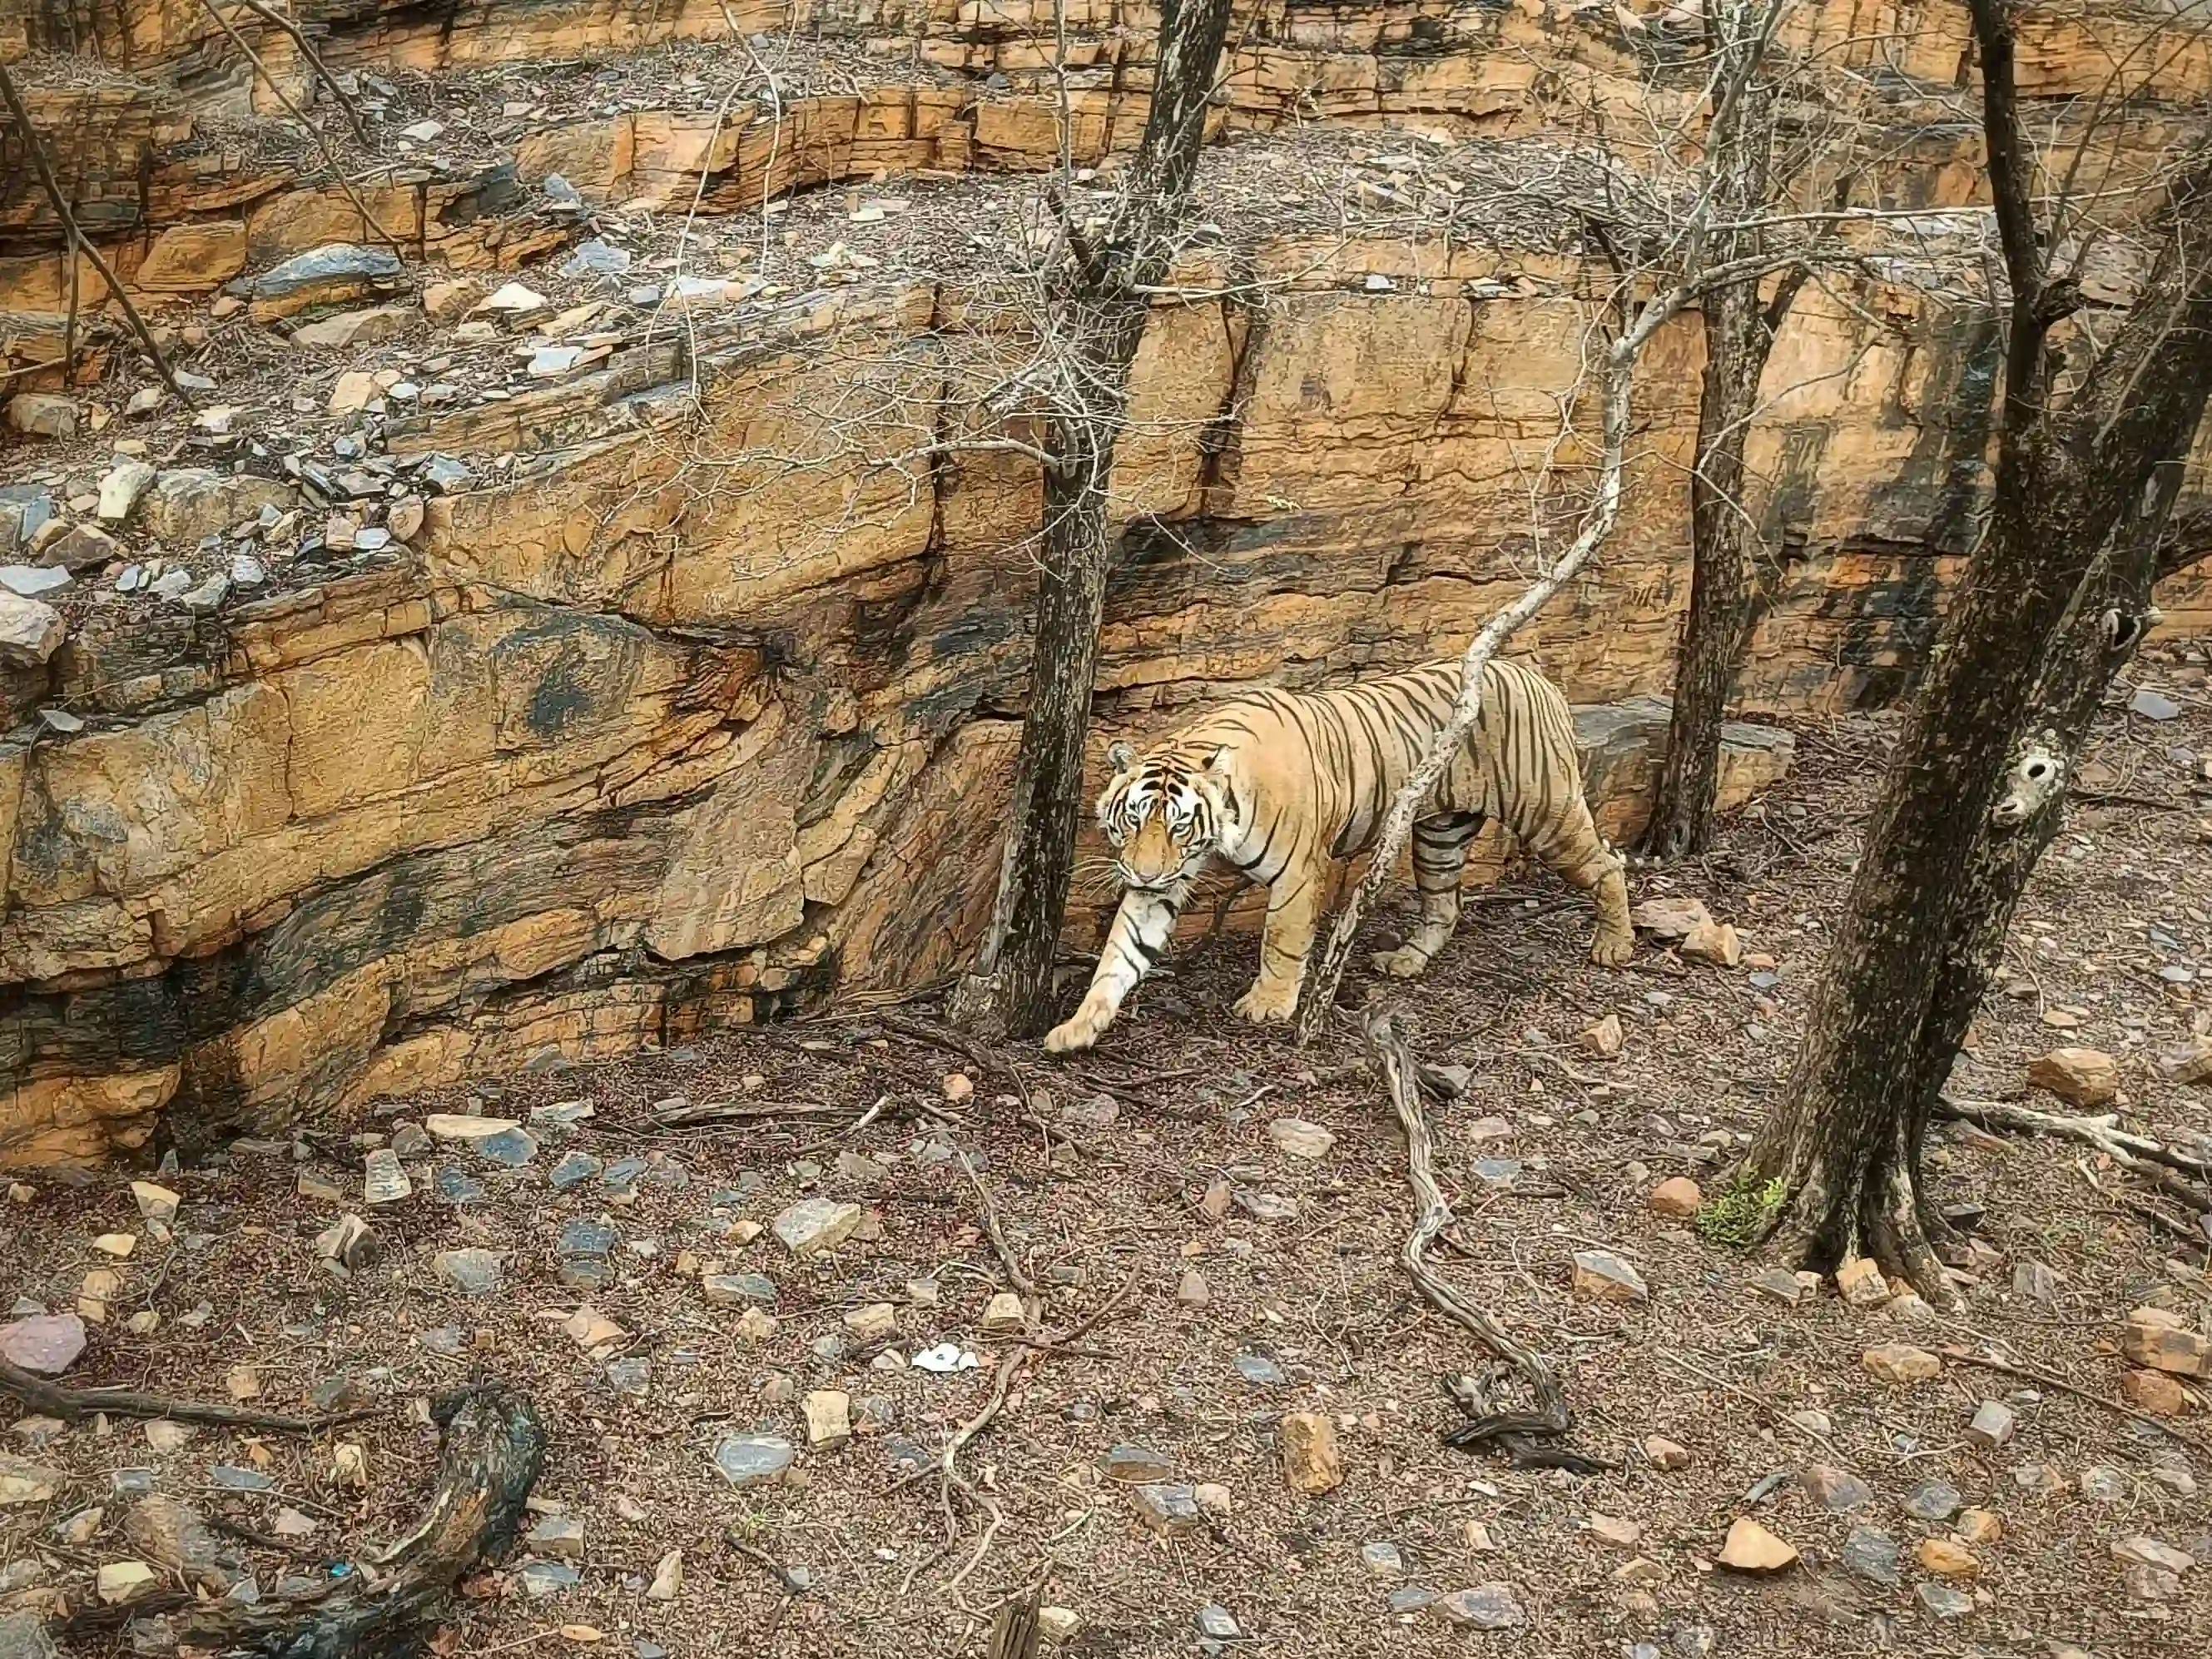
left=0, top=62, right=190, bottom=405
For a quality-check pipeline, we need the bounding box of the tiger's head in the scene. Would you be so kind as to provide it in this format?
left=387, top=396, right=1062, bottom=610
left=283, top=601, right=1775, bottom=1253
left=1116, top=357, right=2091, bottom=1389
left=1096, top=740, right=1238, bottom=892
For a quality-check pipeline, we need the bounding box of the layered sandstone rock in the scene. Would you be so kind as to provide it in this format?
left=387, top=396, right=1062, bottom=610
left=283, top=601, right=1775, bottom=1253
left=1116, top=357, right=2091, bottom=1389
left=1, top=0, right=2208, bottom=1165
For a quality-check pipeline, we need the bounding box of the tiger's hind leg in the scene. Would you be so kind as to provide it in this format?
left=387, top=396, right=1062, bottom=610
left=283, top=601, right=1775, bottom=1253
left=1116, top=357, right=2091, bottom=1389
left=1371, top=811, right=1483, bottom=979
left=1524, top=795, right=1633, bottom=967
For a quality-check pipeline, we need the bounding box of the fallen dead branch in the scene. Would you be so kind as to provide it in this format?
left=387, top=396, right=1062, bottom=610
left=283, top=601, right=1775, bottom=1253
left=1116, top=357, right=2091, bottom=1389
left=1935, top=1346, right=2207, bottom=1453
left=618, top=1099, right=855, bottom=1134
left=1, top=1356, right=375, bottom=1433
left=176, top=1383, right=547, bottom=1657
left=728, top=1537, right=809, bottom=1649
left=959, top=1150, right=1039, bottom=1303
left=1939, top=1094, right=2212, bottom=1211
left=987, top=1589, right=1045, bottom=1659
left=1364, top=1009, right=1609, bottom=1472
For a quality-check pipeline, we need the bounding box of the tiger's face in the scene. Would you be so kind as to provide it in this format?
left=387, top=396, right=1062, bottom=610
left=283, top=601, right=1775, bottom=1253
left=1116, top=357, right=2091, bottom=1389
left=1097, top=740, right=1235, bottom=891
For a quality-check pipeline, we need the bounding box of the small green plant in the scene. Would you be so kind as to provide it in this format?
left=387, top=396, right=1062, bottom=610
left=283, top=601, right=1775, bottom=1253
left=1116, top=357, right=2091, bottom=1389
left=1696, top=1174, right=1788, bottom=1249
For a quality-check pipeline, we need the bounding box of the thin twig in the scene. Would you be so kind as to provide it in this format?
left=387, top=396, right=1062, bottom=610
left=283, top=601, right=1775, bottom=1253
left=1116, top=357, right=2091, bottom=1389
left=875, top=1013, right=1096, bottom=1158
left=0, top=62, right=189, bottom=404
left=192, top=0, right=409, bottom=260
left=1664, top=1350, right=1839, bottom=1454
left=959, top=1151, right=1038, bottom=1304
left=223, top=0, right=370, bottom=140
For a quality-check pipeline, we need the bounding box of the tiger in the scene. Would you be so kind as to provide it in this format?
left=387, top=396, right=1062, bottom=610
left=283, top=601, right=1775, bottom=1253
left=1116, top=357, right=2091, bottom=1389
left=1042, top=657, right=1634, bottom=1053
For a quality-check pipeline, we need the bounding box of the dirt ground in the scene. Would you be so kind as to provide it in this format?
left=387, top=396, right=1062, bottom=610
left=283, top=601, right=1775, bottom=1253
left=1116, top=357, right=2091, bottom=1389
left=5, top=659, right=2211, bottom=1658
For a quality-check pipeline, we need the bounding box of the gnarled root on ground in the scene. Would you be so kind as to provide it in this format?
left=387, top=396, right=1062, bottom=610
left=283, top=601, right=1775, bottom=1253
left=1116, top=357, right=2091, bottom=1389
left=1366, top=1008, right=1610, bottom=1473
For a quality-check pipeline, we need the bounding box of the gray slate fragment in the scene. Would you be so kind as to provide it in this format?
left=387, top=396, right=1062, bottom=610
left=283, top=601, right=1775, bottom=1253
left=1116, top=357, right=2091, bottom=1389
left=712, top=1434, right=794, bottom=1488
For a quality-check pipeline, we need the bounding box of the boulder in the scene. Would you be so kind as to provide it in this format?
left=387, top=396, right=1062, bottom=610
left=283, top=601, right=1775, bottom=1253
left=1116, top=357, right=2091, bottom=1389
left=1680, top=917, right=1743, bottom=967
left=1836, top=1256, right=1891, bottom=1309
left=1861, top=1343, right=1942, bottom=1384
left=1131, top=1483, right=1203, bottom=1535
left=0, top=1612, right=61, bottom=1659
left=290, top=305, right=413, bottom=350
left=1648, top=1176, right=1701, bottom=1217
left=803, top=1389, right=851, bottom=1449
left=1644, top=1435, right=1692, bottom=1470
left=1433, top=1585, right=1524, bottom=1629
left=2120, top=1368, right=2188, bottom=1415
left=1630, top=896, right=1712, bottom=941
left=772, top=1197, right=862, bottom=1259
left=95, top=459, right=156, bottom=524
left=137, top=222, right=249, bottom=293
left=0, top=1313, right=85, bottom=1376
left=1268, top=1117, right=1336, bottom=1160
left=1571, top=1249, right=1648, bottom=1304
left=0, top=1454, right=67, bottom=1506
left=94, top=1562, right=159, bottom=1605
left=2122, top=1306, right=2208, bottom=1377
left=226, top=242, right=408, bottom=321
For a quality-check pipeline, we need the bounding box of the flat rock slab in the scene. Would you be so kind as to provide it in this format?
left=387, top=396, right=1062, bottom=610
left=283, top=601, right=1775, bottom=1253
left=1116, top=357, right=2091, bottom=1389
left=1133, top=1483, right=1203, bottom=1536
left=1434, top=1585, right=1525, bottom=1629
left=713, top=1434, right=795, bottom=1488
left=0, top=1454, right=67, bottom=1506
left=424, top=1114, right=522, bottom=1142
left=0, top=1313, right=85, bottom=1377
left=1842, top=1526, right=1900, bottom=1586
left=433, top=1249, right=502, bottom=1295
left=773, top=1197, right=862, bottom=1259
left=1572, top=1249, right=1649, bottom=1304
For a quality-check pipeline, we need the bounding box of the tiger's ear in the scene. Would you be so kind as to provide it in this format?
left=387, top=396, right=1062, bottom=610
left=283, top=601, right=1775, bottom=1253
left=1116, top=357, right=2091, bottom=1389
left=1203, top=745, right=1233, bottom=776
left=1106, top=740, right=1137, bottom=774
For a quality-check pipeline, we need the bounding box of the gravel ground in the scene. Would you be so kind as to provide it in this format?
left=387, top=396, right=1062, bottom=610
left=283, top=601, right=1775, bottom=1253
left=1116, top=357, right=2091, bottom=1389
left=4, top=664, right=2211, bottom=1658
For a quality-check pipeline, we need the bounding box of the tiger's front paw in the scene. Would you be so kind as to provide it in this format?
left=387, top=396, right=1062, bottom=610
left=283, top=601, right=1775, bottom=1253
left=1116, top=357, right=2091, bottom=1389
left=1589, top=928, right=1634, bottom=969
left=1232, top=981, right=1299, bottom=1025
left=1044, top=1002, right=1108, bottom=1054
left=1371, top=945, right=1431, bottom=979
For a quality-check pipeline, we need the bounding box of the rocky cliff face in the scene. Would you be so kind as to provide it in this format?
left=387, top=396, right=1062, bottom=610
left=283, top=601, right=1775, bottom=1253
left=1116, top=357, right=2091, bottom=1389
left=1, top=2, right=2206, bottom=1165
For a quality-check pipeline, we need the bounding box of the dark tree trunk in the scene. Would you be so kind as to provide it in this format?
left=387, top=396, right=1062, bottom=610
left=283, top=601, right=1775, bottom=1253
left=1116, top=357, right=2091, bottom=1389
left=1644, top=277, right=1793, bottom=857
left=1643, top=0, right=1799, bottom=859
left=952, top=0, right=1234, bottom=1039
left=959, top=348, right=1143, bottom=1039
left=1750, top=2, right=2212, bottom=1297
left=1896, top=450, right=2196, bottom=1215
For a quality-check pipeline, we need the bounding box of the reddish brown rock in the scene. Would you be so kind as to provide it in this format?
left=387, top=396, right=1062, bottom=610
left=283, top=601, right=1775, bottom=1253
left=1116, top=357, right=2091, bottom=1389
left=2122, top=1308, right=2209, bottom=1378
left=2026, top=1046, right=2120, bottom=1107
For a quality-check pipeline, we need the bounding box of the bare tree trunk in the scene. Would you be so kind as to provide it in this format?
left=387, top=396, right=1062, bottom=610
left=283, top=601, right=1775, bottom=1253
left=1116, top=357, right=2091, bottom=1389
left=1643, top=0, right=1801, bottom=858
left=1749, top=4, right=2212, bottom=1296
left=961, top=370, right=1138, bottom=1039
left=1643, top=278, right=1794, bottom=857
left=952, top=0, right=1234, bottom=1039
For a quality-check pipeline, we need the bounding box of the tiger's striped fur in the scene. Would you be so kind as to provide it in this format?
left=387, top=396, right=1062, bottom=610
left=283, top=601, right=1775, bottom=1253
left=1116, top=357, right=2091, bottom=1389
left=1043, top=658, right=1634, bottom=1053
